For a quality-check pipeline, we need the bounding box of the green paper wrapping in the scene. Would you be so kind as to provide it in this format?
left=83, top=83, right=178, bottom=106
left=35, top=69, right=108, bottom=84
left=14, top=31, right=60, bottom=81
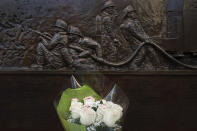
left=56, top=85, right=102, bottom=131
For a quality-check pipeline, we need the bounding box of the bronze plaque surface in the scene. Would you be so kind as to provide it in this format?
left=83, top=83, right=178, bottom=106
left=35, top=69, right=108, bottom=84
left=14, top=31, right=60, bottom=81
left=2, top=0, right=197, bottom=71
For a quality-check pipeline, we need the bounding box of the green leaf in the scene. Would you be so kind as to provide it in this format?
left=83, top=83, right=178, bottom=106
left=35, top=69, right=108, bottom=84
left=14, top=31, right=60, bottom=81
left=56, top=85, right=102, bottom=131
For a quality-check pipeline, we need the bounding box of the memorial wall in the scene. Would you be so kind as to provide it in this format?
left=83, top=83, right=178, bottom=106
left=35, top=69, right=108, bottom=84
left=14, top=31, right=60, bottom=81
left=0, top=0, right=197, bottom=71
left=1, top=0, right=197, bottom=131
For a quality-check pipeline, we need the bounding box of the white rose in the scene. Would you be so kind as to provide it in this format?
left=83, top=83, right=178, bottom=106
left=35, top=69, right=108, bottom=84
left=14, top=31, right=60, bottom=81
left=96, top=104, right=107, bottom=122
left=93, top=100, right=101, bottom=108
left=103, top=108, right=123, bottom=127
left=80, top=106, right=96, bottom=126
left=83, top=96, right=95, bottom=107
left=69, top=98, right=83, bottom=119
left=102, top=100, right=107, bottom=104
left=71, top=98, right=78, bottom=103
left=106, top=101, right=123, bottom=112
left=97, top=101, right=123, bottom=127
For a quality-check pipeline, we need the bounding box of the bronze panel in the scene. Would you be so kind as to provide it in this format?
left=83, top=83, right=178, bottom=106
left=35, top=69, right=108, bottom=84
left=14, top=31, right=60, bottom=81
left=0, top=0, right=179, bottom=71
left=1, top=0, right=197, bottom=70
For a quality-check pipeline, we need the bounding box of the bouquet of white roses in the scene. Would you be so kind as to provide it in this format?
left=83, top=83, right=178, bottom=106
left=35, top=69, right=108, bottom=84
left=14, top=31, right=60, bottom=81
left=55, top=76, right=129, bottom=131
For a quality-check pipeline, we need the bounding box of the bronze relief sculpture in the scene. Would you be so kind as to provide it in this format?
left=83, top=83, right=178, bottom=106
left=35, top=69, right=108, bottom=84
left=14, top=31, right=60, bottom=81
left=0, top=0, right=197, bottom=71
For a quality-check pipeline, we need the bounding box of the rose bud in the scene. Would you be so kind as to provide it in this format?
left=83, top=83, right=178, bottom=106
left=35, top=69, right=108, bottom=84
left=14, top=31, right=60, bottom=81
left=83, top=96, right=95, bottom=107
left=80, top=106, right=96, bottom=126
left=101, top=101, right=123, bottom=127
left=106, top=101, right=123, bottom=112
left=103, top=108, right=123, bottom=127
left=96, top=104, right=107, bottom=122
left=69, top=98, right=83, bottom=119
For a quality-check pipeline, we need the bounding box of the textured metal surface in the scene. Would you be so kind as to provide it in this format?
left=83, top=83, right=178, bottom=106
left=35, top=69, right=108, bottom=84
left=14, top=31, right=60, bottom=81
left=0, top=0, right=197, bottom=70
left=0, top=0, right=176, bottom=71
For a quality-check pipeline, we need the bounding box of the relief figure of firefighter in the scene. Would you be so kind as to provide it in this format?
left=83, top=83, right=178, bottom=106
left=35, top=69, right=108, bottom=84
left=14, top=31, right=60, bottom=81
left=96, top=0, right=120, bottom=62
left=33, top=19, right=73, bottom=69
left=120, top=5, right=162, bottom=69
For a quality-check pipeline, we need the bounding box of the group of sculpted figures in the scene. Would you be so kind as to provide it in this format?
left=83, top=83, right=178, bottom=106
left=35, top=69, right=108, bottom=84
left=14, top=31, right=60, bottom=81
left=32, top=0, right=197, bottom=70
left=34, top=19, right=99, bottom=69
left=31, top=0, right=157, bottom=70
